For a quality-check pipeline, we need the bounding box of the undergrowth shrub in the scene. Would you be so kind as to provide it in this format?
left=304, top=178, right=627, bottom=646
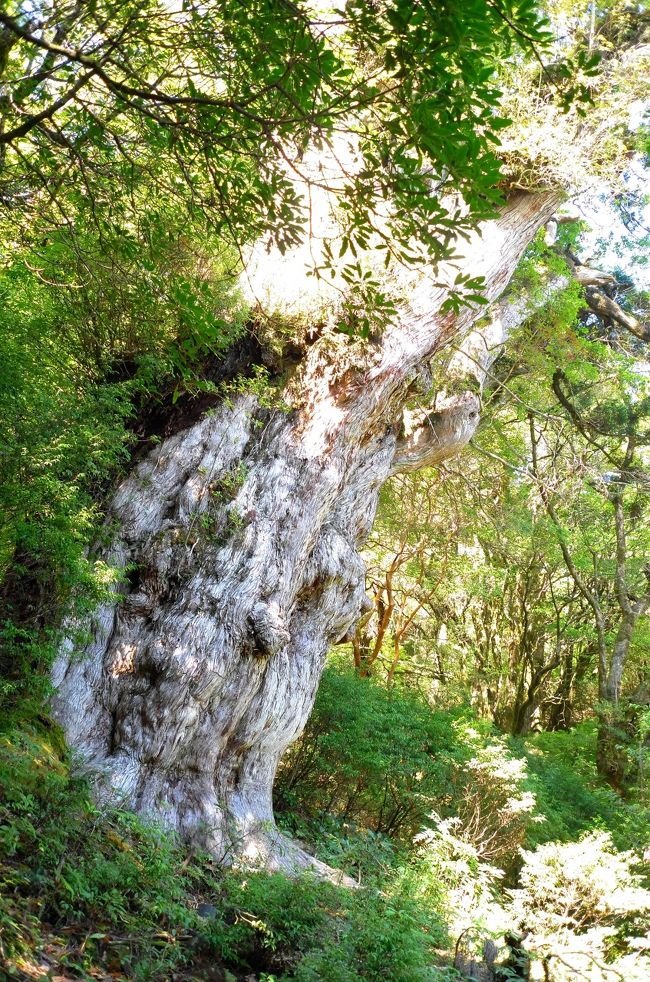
left=409, top=817, right=504, bottom=935
left=277, top=663, right=540, bottom=878
left=0, top=723, right=454, bottom=981
left=0, top=724, right=202, bottom=978
left=509, top=831, right=650, bottom=981
left=518, top=724, right=649, bottom=853
left=0, top=265, right=134, bottom=674
left=404, top=821, right=545, bottom=981
left=214, top=872, right=450, bottom=982
left=275, top=663, right=463, bottom=842
left=279, top=812, right=402, bottom=886
left=451, top=728, right=537, bottom=874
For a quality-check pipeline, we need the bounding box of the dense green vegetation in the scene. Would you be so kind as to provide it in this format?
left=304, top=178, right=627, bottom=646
left=0, top=216, right=247, bottom=725
left=0, top=715, right=451, bottom=981
left=2, top=664, right=648, bottom=979
left=1, top=1, right=649, bottom=980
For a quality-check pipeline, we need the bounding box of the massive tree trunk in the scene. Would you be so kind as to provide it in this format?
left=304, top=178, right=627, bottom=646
left=52, top=190, right=560, bottom=872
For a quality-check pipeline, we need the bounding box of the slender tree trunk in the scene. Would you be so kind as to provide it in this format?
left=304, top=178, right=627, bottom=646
left=547, top=645, right=583, bottom=731
left=511, top=654, right=561, bottom=736
left=52, top=191, right=560, bottom=871
left=596, top=480, right=650, bottom=786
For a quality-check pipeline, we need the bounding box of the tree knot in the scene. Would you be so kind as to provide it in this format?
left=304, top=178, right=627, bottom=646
left=247, top=600, right=290, bottom=657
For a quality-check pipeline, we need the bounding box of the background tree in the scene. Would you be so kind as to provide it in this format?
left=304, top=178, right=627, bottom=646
left=356, top=220, right=649, bottom=769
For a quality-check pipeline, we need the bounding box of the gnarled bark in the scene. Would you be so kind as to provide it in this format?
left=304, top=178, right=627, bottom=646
left=52, top=190, right=560, bottom=871
left=391, top=269, right=572, bottom=474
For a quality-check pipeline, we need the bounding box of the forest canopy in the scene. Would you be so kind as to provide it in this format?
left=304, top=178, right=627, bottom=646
left=1, top=2, right=649, bottom=981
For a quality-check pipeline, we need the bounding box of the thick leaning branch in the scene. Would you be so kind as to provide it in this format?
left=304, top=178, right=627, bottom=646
left=585, top=287, right=649, bottom=341
left=396, top=206, right=650, bottom=478
left=391, top=272, right=570, bottom=473
left=545, top=213, right=649, bottom=340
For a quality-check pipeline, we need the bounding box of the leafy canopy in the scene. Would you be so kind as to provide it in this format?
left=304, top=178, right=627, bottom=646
left=0, top=1, right=553, bottom=269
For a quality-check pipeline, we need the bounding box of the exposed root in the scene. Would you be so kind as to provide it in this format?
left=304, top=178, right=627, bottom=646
left=237, top=826, right=357, bottom=888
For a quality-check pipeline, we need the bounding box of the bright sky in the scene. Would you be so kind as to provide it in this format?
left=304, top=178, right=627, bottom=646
left=577, top=102, right=650, bottom=288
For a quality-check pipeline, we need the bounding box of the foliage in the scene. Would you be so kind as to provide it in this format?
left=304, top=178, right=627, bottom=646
left=408, top=818, right=506, bottom=955
left=498, top=1, right=650, bottom=190
left=221, top=874, right=449, bottom=982
left=2, top=661, right=648, bottom=979
left=0, top=208, right=246, bottom=725
left=274, top=659, right=649, bottom=978
left=357, top=220, right=650, bottom=780
left=510, top=831, right=650, bottom=980
left=0, top=264, right=131, bottom=719
left=0, top=0, right=569, bottom=332
left=0, top=722, right=453, bottom=981
left=514, top=830, right=650, bottom=934
left=450, top=730, right=538, bottom=872
left=276, top=660, right=464, bottom=842
left=0, top=722, right=204, bottom=978
left=279, top=666, right=536, bottom=875
left=516, top=724, right=643, bottom=848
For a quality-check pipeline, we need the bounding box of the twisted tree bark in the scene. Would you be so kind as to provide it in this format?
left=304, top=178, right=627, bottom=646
left=52, top=190, right=560, bottom=872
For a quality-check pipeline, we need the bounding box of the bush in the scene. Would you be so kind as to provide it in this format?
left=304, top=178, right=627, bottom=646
left=0, top=723, right=204, bottom=978
left=0, top=722, right=454, bottom=981
left=278, top=665, right=541, bottom=879
left=509, top=831, right=650, bottom=981
left=214, top=872, right=450, bottom=982
left=518, top=724, right=649, bottom=853
left=451, top=729, right=537, bottom=873
left=409, top=816, right=504, bottom=936
left=275, top=662, right=463, bottom=843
